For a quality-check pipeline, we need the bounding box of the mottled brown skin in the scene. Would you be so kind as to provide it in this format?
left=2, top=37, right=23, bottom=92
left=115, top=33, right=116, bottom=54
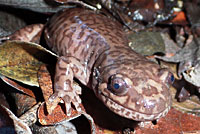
left=43, top=8, right=173, bottom=121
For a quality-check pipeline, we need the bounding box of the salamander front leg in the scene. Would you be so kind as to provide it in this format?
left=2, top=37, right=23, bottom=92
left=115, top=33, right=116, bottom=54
left=48, top=56, right=89, bottom=116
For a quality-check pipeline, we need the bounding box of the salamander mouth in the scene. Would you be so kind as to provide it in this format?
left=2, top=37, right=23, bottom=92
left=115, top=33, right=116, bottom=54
left=99, top=91, right=171, bottom=121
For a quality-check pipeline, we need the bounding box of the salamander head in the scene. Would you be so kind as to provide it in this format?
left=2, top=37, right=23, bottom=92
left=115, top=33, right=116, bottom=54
left=93, top=60, right=174, bottom=121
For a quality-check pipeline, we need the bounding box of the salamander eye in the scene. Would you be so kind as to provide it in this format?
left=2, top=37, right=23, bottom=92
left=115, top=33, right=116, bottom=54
left=166, top=72, right=175, bottom=85
left=108, top=75, right=128, bottom=95
left=170, top=75, right=175, bottom=82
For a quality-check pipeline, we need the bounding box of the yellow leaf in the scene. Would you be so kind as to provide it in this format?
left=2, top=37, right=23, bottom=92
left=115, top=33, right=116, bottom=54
left=0, top=40, right=57, bottom=86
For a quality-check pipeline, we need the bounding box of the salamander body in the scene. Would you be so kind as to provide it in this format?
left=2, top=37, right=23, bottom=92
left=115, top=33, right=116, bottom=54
left=43, top=8, right=173, bottom=121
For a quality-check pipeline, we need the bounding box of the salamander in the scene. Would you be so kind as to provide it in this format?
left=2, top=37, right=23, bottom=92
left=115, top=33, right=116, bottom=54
left=6, top=8, right=174, bottom=121
left=44, top=8, right=173, bottom=121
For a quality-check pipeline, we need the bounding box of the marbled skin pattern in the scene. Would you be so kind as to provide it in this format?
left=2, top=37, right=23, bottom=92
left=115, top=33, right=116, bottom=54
left=44, top=8, right=173, bottom=121
left=8, top=24, right=44, bottom=44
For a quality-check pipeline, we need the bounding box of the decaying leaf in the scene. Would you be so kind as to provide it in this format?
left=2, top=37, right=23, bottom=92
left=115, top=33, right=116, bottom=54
left=128, top=31, right=165, bottom=56
left=171, top=84, right=200, bottom=115
left=0, top=101, right=14, bottom=133
left=184, top=1, right=200, bottom=28
left=171, top=11, right=188, bottom=25
left=177, top=87, right=191, bottom=102
left=1, top=105, right=32, bottom=134
left=14, top=92, right=38, bottom=116
left=96, top=0, right=176, bottom=30
left=156, top=37, right=200, bottom=77
left=38, top=102, right=96, bottom=133
left=54, top=0, right=97, bottom=10
left=0, top=0, right=74, bottom=13
left=0, top=9, right=26, bottom=37
left=32, top=120, right=78, bottom=134
left=182, top=130, right=200, bottom=134
left=37, top=64, right=61, bottom=114
left=0, top=89, right=10, bottom=109
left=0, top=40, right=57, bottom=87
left=160, top=33, right=181, bottom=55
left=0, top=75, right=35, bottom=98
left=38, top=64, right=54, bottom=102
left=134, top=108, right=200, bottom=134
left=19, top=102, right=41, bottom=126
left=173, top=97, right=200, bottom=115
left=183, top=65, right=200, bottom=87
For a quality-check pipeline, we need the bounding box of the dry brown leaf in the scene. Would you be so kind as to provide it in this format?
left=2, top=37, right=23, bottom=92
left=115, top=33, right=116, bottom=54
left=0, top=75, right=35, bottom=98
left=37, top=64, right=54, bottom=102
left=134, top=108, right=200, bottom=134
left=19, top=103, right=41, bottom=126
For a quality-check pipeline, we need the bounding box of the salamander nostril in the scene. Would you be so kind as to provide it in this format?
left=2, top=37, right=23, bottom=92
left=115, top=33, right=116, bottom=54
left=152, top=120, right=157, bottom=125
